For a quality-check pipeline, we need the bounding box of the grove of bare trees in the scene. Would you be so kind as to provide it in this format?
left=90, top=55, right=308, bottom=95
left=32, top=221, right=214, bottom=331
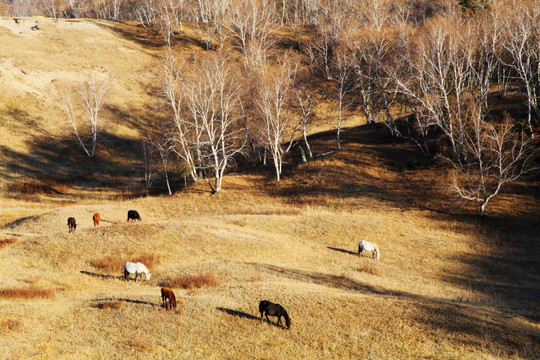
left=16, top=0, right=538, bottom=214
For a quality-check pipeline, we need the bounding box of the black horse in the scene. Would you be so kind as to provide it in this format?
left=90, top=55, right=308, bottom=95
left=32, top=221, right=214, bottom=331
left=259, top=300, right=291, bottom=329
left=67, top=217, right=77, bottom=233
left=127, top=210, right=141, bottom=222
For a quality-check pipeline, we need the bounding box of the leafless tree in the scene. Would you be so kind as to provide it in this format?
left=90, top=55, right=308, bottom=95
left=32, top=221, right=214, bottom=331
left=134, top=0, right=157, bottom=27
left=226, top=0, right=278, bottom=55
left=501, top=1, right=539, bottom=137
left=65, top=0, right=87, bottom=18
left=450, top=113, right=536, bottom=217
left=61, top=73, right=110, bottom=158
left=287, top=49, right=322, bottom=161
left=330, top=43, right=357, bottom=151
left=154, top=135, right=174, bottom=195
left=189, top=0, right=230, bottom=50
left=40, top=0, right=59, bottom=18
left=141, top=136, right=156, bottom=189
left=158, top=51, right=200, bottom=182
left=391, top=17, right=476, bottom=157
left=183, top=52, right=246, bottom=193
left=310, top=5, right=346, bottom=80
left=160, top=51, right=246, bottom=193
left=254, top=55, right=294, bottom=182
left=348, top=26, right=394, bottom=126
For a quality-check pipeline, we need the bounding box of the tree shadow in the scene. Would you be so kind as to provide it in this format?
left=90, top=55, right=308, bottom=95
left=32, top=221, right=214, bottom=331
left=248, top=262, right=540, bottom=355
left=439, top=214, right=540, bottom=323
left=91, top=20, right=166, bottom=51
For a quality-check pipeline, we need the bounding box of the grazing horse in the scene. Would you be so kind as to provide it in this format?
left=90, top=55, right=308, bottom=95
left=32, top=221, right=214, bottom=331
left=259, top=300, right=291, bottom=329
left=123, top=261, right=151, bottom=281
left=93, top=213, right=100, bottom=227
left=127, top=210, right=141, bottom=222
left=358, top=240, right=380, bottom=260
left=67, top=217, right=77, bottom=233
left=161, top=287, right=177, bottom=310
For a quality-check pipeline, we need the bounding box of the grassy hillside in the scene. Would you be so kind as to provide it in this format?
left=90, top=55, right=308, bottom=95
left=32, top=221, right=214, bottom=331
left=0, top=17, right=539, bottom=360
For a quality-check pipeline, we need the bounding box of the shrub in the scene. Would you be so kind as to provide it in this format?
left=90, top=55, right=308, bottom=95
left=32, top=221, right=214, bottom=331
left=7, top=178, right=69, bottom=195
left=0, top=237, right=17, bottom=248
left=358, top=265, right=380, bottom=276
left=99, top=301, right=123, bottom=310
left=169, top=274, right=219, bottom=289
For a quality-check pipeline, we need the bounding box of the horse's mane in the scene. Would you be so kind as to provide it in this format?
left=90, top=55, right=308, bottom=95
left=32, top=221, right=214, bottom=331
left=281, top=306, right=290, bottom=320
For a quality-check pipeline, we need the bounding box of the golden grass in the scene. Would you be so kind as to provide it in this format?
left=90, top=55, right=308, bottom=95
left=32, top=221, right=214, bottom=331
left=0, top=287, right=55, bottom=299
left=0, top=319, right=22, bottom=335
left=91, top=254, right=161, bottom=273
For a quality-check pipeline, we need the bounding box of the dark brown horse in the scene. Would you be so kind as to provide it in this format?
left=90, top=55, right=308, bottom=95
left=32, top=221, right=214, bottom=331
left=161, top=287, right=177, bottom=310
left=259, top=300, right=291, bottom=329
left=67, top=217, right=77, bottom=233
left=127, top=210, right=141, bottom=222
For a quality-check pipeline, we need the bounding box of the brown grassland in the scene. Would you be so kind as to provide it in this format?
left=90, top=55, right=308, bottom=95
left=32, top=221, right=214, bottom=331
left=0, top=17, right=539, bottom=360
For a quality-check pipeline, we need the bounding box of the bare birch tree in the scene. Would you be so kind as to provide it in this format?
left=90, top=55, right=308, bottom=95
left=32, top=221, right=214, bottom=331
left=501, top=2, right=539, bottom=137
left=254, top=55, right=293, bottom=182
left=226, top=0, right=278, bottom=55
left=330, top=43, right=357, bottom=151
left=183, top=52, right=246, bottom=193
left=61, top=73, right=110, bottom=158
left=160, top=51, right=246, bottom=193
left=159, top=51, right=199, bottom=182
left=450, top=113, right=536, bottom=217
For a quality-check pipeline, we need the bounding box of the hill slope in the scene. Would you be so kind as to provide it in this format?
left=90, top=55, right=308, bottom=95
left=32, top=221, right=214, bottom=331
left=0, top=18, right=539, bottom=360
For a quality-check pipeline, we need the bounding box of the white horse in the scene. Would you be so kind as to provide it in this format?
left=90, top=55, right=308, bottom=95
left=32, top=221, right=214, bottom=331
left=358, top=240, right=380, bottom=260
left=124, top=261, right=151, bottom=281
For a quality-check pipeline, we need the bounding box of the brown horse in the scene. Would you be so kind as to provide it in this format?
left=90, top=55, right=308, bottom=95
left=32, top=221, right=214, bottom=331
left=161, top=287, right=177, bottom=310
left=93, top=213, right=100, bottom=226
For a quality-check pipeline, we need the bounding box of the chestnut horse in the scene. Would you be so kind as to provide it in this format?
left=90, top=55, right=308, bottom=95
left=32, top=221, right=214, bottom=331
left=161, top=287, right=177, bottom=310
left=93, top=213, right=100, bottom=226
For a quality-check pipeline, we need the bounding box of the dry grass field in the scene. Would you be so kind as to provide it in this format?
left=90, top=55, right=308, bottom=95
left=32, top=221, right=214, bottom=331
left=0, top=17, right=539, bottom=360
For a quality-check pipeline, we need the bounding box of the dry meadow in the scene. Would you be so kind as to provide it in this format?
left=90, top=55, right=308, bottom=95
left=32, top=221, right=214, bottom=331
left=0, top=17, right=539, bottom=360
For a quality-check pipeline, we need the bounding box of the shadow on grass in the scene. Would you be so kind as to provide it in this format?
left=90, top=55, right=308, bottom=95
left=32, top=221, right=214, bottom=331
left=93, top=297, right=158, bottom=308
left=80, top=270, right=122, bottom=280
left=0, top=125, right=180, bottom=197
left=216, top=307, right=260, bottom=321
left=440, top=215, right=540, bottom=323
left=251, top=262, right=540, bottom=356
left=216, top=307, right=286, bottom=329
left=327, top=246, right=357, bottom=256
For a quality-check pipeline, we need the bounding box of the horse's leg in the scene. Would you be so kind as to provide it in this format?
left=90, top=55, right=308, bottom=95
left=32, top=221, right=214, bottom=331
left=265, top=314, right=271, bottom=324
left=277, top=316, right=282, bottom=327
